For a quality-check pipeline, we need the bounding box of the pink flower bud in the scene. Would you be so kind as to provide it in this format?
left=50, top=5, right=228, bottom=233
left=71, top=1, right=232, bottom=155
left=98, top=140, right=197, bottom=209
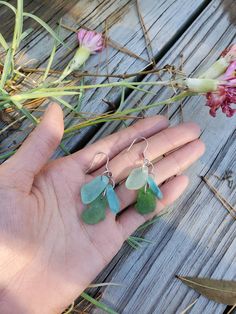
left=77, top=29, right=104, bottom=54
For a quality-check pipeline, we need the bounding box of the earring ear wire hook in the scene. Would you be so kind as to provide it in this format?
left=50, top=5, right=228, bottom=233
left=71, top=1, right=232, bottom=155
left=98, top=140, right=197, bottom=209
left=127, top=136, right=149, bottom=160
left=86, top=152, right=110, bottom=174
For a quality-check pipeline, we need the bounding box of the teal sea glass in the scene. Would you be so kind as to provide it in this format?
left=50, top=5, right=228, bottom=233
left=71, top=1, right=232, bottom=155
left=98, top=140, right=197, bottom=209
left=125, top=166, right=148, bottom=190
left=81, top=175, right=109, bottom=204
left=106, top=184, right=120, bottom=214
left=147, top=176, right=163, bottom=199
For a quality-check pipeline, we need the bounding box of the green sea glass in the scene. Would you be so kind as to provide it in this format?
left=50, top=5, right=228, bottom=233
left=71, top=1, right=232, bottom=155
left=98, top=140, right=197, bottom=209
left=81, top=175, right=109, bottom=204
left=81, top=196, right=107, bottom=224
left=135, top=187, right=156, bottom=214
left=125, top=166, right=148, bottom=190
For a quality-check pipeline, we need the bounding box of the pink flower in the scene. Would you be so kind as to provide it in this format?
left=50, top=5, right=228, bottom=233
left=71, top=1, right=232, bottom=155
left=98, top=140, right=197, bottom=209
left=77, top=29, right=104, bottom=54
left=206, top=60, right=236, bottom=117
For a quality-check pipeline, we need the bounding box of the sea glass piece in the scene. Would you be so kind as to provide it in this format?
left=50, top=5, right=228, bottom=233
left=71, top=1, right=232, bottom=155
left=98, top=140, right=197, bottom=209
left=147, top=176, right=163, bottom=200
left=81, top=196, right=107, bottom=224
left=125, top=166, right=148, bottom=190
left=81, top=175, right=109, bottom=204
left=135, top=187, right=156, bottom=214
left=106, top=184, right=120, bottom=214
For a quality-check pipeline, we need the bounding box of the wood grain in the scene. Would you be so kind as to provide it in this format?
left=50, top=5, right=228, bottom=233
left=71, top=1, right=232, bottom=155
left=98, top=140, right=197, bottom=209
left=76, top=0, right=236, bottom=313
left=0, top=0, right=209, bottom=156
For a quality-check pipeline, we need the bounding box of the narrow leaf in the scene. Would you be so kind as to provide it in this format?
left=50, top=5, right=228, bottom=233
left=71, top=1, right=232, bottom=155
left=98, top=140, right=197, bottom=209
left=23, top=12, right=65, bottom=46
left=11, top=100, right=38, bottom=124
left=12, top=0, right=23, bottom=53
left=20, top=27, right=33, bottom=41
left=81, top=292, right=118, bottom=314
left=0, top=32, right=8, bottom=50
left=0, top=1, right=16, bottom=13
left=177, top=276, right=236, bottom=305
left=0, top=48, right=13, bottom=88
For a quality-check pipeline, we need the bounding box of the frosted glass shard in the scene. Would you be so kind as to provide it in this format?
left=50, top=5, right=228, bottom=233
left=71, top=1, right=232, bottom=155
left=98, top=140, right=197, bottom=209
left=106, top=184, right=120, bottom=214
left=147, top=176, right=163, bottom=200
left=81, top=175, right=109, bottom=204
left=125, top=166, right=148, bottom=190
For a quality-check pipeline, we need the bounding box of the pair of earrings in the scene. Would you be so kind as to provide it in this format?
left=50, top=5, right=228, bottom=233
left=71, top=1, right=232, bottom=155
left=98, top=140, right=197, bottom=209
left=80, top=137, right=163, bottom=225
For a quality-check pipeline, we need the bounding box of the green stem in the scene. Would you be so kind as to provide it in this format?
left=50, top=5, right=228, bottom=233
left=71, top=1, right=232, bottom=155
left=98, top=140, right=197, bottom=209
left=64, top=91, right=195, bottom=134
left=80, top=292, right=118, bottom=314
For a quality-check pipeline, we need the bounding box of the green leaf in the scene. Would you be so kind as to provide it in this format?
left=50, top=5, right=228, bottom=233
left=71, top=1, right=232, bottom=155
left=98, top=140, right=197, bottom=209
left=137, top=211, right=168, bottom=231
left=81, top=292, right=118, bottom=314
left=23, top=12, right=65, bottom=46
left=0, top=48, right=13, bottom=88
left=53, top=96, right=77, bottom=112
left=11, top=100, right=38, bottom=124
left=0, top=32, right=9, bottom=50
left=20, top=27, right=33, bottom=41
left=135, top=187, right=156, bottom=214
left=0, top=1, right=65, bottom=47
left=12, top=0, right=23, bottom=53
left=81, top=196, right=107, bottom=225
left=0, top=1, right=16, bottom=13
left=176, top=276, right=236, bottom=305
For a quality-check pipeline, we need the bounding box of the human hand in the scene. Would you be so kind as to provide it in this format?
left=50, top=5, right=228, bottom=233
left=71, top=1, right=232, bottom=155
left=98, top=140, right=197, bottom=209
left=0, top=104, right=204, bottom=313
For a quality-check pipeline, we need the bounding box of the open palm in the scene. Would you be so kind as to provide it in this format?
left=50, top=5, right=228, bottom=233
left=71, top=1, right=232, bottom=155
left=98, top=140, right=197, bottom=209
left=0, top=104, right=204, bottom=314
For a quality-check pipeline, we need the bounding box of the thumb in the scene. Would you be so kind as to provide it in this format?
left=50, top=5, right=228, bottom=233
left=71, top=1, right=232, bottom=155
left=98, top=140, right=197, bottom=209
left=1, top=103, right=64, bottom=190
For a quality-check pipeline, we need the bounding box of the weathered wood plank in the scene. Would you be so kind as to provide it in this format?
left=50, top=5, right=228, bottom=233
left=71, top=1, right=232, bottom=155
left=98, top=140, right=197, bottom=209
left=0, top=0, right=209, bottom=156
left=74, top=0, right=236, bottom=313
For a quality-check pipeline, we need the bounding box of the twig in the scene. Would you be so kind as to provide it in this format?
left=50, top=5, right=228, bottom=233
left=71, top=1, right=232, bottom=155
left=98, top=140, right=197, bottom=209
left=136, top=0, right=155, bottom=65
left=227, top=303, right=236, bottom=314
left=21, top=66, right=168, bottom=79
left=200, top=176, right=236, bottom=220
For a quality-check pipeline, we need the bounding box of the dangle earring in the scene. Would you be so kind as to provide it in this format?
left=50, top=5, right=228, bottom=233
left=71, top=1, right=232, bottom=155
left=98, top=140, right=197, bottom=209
left=80, top=152, right=120, bottom=225
left=125, top=137, right=163, bottom=214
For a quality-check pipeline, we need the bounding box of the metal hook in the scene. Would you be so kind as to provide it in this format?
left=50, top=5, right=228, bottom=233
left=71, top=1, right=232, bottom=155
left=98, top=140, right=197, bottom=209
left=86, top=152, right=110, bottom=174
left=127, top=136, right=149, bottom=160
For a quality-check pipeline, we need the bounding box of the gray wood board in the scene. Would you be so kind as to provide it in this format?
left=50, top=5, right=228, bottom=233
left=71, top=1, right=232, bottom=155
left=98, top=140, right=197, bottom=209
left=72, top=0, right=236, bottom=313
left=0, top=0, right=209, bottom=157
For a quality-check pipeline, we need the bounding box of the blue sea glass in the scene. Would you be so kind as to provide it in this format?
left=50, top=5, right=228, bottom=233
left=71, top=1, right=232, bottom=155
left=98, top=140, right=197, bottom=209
left=147, top=176, right=163, bottom=199
left=106, top=184, right=120, bottom=214
left=81, top=175, right=109, bottom=204
left=125, top=166, right=148, bottom=190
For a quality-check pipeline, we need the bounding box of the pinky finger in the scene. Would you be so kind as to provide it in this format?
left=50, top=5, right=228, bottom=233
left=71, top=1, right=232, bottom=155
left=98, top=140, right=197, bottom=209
left=117, top=175, right=189, bottom=239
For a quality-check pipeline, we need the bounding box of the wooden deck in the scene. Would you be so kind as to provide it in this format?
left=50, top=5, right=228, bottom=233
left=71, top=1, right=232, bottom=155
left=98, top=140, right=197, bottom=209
left=0, top=0, right=236, bottom=313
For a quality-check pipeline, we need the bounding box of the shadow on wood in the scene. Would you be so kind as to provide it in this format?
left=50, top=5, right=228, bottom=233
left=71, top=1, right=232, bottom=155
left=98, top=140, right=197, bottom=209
left=222, top=0, right=236, bottom=25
